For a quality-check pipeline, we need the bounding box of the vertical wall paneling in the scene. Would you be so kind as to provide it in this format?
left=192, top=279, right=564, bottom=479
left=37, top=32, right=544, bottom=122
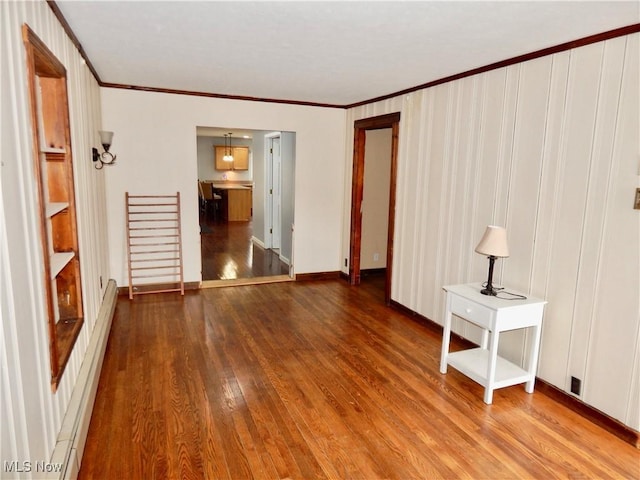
left=3, top=1, right=56, bottom=460
left=471, top=69, right=508, bottom=284
left=493, top=65, right=520, bottom=234
left=441, top=83, right=458, bottom=294
left=446, top=81, right=465, bottom=289
left=457, top=77, right=485, bottom=343
left=583, top=35, right=639, bottom=423
left=464, top=77, right=483, bottom=282
left=346, top=33, right=639, bottom=430
left=570, top=37, right=627, bottom=398
left=501, top=57, right=552, bottom=365
left=504, top=57, right=552, bottom=292
left=618, top=35, right=640, bottom=429
left=395, top=94, right=415, bottom=304
left=423, top=86, right=450, bottom=312
left=407, top=94, right=428, bottom=307
left=409, top=92, right=426, bottom=305
left=558, top=43, right=606, bottom=393
left=414, top=90, right=436, bottom=315
left=394, top=94, right=420, bottom=304
left=468, top=76, right=488, bottom=276
left=2, top=0, right=109, bottom=471
left=1, top=2, right=26, bottom=465
left=532, top=51, right=571, bottom=386
left=0, top=164, right=30, bottom=467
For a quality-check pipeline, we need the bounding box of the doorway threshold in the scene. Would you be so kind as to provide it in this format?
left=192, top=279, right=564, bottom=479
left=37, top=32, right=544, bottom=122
left=201, top=275, right=293, bottom=289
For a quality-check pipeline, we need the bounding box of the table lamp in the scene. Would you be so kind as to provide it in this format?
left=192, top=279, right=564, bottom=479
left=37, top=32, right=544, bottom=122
left=475, top=225, right=509, bottom=296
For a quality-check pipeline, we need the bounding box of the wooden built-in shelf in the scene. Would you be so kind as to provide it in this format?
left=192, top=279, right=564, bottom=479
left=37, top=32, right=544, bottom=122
left=50, top=251, right=74, bottom=278
left=24, top=24, right=84, bottom=390
left=46, top=202, right=68, bottom=217
left=41, top=146, right=66, bottom=154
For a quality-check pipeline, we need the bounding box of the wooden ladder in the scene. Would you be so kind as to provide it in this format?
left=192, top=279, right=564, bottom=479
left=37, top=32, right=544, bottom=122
left=125, top=192, right=185, bottom=299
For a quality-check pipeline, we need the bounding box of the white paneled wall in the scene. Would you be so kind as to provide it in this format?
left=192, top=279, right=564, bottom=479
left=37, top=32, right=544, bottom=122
left=345, top=34, right=639, bottom=429
left=1, top=0, right=109, bottom=473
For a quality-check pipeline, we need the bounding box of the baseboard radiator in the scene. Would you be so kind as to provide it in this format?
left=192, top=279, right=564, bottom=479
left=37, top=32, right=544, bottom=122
left=49, top=279, right=117, bottom=479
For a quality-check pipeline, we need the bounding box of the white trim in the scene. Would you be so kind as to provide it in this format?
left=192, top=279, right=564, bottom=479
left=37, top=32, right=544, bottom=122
left=251, top=235, right=265, bottom=249
left=49, top=280, right=117, bottom=479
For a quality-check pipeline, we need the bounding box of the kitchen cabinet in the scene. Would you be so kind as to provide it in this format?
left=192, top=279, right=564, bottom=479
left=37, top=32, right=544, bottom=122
left=214, top=146, right=249, bottom=170
left=213, top=185, right=253, bottom=221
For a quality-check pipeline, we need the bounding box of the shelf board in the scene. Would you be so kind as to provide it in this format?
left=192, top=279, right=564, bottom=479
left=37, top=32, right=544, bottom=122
left=46, top=202, right=69, bottom=217
left=41, top=148, right=66, bottom=162
left=50, top=251, right=74, bottom=278
left=447, top=348, right=531, bottom=389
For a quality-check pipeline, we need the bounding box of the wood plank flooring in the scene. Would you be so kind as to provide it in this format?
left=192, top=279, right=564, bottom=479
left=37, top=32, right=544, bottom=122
left=79, top=276, right=640, bottom=479
left=200, top=216, right=289, bottom=281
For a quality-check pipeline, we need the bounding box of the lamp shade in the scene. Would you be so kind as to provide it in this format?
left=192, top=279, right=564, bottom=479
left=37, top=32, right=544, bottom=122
left=475, top=225, right=509, bottom=258
left=99, top=130, right=114, bottom=147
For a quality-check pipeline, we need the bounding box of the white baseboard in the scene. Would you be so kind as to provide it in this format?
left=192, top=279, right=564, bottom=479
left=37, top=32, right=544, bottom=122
left=279, top=254, right=290, bottom=266
left=251, top=236, right=290, bottom=267
left=49, top=279, right=117, bottom=480
left=251, top=235, right=265, bottom=249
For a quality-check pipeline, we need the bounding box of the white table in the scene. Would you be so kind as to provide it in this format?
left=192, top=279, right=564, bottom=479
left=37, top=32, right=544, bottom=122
left=439, top=283, right=546, bottom=404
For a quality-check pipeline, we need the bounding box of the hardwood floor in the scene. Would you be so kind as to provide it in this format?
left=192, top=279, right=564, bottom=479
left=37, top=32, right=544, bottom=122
left=79, top=277, right=639, bottom=479
left=200, top=214, right=289, bottom=281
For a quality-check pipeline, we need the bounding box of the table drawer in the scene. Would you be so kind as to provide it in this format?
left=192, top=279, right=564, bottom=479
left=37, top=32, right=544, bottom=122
left=449, top=293, right=493, bottom=329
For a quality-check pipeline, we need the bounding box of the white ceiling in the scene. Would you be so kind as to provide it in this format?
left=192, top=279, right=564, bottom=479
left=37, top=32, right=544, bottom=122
left=55, top=1, right=639, bottom=107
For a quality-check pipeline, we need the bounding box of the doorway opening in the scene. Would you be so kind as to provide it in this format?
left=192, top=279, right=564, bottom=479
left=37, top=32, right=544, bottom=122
left=196, top=127, right=296, bottom=286
left=349, top=113, right=400, bottom=304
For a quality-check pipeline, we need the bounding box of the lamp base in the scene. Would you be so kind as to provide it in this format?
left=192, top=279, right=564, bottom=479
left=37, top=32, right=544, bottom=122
left=481, top=255, right=498, bottom=296
left=480, top=287, right=498, bottom=296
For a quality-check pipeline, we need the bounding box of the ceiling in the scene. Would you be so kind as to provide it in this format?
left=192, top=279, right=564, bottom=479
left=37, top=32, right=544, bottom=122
left=55, top=1, right=639, bottom=107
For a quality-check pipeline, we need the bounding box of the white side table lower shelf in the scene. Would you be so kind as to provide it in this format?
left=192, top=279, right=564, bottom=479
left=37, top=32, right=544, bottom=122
left=448, top=348, right=532, bottom=391
left=440, top=283, right=546, bottom=404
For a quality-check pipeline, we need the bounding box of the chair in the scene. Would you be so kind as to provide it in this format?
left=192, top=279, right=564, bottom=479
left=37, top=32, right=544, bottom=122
left=199, top=181, right=221, bottom=220
left=198, top=180, right=206, bottom=215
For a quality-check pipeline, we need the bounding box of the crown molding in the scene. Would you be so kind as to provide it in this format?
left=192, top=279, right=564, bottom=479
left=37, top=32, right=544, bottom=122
left=99, top=82, right=344, bottom=109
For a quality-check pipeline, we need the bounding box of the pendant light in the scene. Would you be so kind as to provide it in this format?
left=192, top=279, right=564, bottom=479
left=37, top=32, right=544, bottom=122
left=223, top=132, right=234, bottom=162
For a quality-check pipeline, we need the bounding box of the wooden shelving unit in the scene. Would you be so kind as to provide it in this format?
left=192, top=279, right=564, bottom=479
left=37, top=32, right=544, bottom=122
left=126, top=192, right=185, bottom=299
left=23, top=25, right=84, bottom=390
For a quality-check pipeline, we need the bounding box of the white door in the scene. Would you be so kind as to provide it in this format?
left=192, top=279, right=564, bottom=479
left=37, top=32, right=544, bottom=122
left=267, top=135, right=281, bottom=249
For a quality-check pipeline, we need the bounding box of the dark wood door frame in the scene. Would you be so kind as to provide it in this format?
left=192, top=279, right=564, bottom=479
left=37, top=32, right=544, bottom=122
left=349, top=112, right=400, bottom=305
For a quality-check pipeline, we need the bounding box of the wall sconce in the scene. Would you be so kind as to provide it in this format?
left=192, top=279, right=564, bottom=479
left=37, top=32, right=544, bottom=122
left=92, top=130, right=116, bottom=169
left=223, top=132, right=234, bottom=162
left=474, top=225, right=509, bottom=296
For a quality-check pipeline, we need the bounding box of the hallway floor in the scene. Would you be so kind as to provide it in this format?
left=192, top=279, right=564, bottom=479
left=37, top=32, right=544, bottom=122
left=200, top=214, right=290, bottom=281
